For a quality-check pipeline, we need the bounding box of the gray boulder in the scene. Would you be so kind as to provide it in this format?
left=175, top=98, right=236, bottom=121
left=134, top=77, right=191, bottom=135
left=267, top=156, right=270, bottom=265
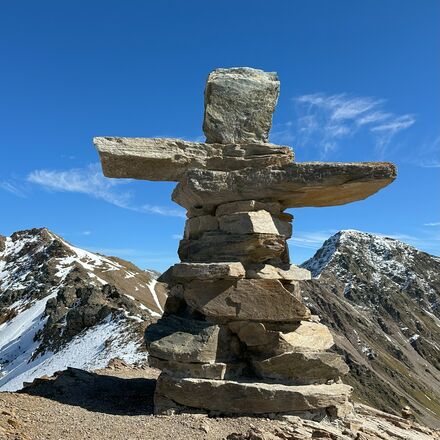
left=203, top=67, right=280, bottom=144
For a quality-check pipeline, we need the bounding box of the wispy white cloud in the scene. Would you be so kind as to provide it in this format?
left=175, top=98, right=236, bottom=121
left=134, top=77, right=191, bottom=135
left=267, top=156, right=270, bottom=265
left=27, top=163, right=185, bottom=218
left=288, top=230, right=337, bottom=249
left=171, top=234, right=183, bottom=240
left=416, top=135, right=440, bottom=168
left=272, top=92, right=415, bottom=160
left=424, top=222, right=440, bottom=227
left=0, top=180, right=26, bottom=198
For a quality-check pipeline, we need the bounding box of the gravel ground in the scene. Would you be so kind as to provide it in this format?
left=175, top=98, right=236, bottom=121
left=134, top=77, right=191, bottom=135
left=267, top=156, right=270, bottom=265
left=1, top=363, right=438, bottom=440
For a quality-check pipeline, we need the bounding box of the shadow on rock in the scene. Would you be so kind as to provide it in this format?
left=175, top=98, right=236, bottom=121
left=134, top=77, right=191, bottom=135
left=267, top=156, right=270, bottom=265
left=19, top=367, right=156, bottom=416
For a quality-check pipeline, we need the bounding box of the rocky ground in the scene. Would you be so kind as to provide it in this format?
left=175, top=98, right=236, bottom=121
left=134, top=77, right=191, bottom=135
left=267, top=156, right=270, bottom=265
left=1, top=363, right=438, bottom=440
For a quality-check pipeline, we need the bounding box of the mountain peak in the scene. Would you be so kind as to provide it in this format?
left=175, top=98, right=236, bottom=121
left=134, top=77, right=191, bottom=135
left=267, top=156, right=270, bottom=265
left=301, top=229, right=426, bottom=278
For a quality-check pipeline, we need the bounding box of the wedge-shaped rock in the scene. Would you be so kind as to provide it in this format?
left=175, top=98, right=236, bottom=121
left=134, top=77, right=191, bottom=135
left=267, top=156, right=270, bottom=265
left=178, top=233, right=287, bottom=264
left=229, top=321, right=334, bottom=357
left=203, top=67, right=280, bottom=144
left=215, top=200, right=282, bottom=216
left=280, top=321, right=334, bottom=352
left=145, top=315, right=220, bottom=363
left=94, top=136, right=293, bottom=181
left=171, top=262, right=245, bottom=281
left=252, top=352, right=349, bottom=385
left=246, top=263, right=311, bottom=281
left=155, top=373, right=352, bottom=414
left=149, top=356, right=245, bottom=380
left=172, top=162, right=397, bottom=209
left=183, top=279, right=310, bottom=322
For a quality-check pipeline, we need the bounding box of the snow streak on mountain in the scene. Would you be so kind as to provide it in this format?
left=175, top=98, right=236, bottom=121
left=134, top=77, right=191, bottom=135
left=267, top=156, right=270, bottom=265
left=0, top=228, right=167, bottom=391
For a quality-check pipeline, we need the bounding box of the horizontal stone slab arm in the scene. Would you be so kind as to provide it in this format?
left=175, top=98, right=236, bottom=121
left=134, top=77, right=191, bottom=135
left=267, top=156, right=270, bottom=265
left=94, top=136, right=293, bottom=181
left=172, top=162, right=397, bottom=209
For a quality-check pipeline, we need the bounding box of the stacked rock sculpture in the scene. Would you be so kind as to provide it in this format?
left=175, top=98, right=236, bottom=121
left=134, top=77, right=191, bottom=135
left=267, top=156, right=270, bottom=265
left=94, top=67, right=396, bottom=418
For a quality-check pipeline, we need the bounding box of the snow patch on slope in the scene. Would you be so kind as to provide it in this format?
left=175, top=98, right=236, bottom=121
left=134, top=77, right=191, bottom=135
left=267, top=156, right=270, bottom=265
left=0, top=314, right=145, bottom=391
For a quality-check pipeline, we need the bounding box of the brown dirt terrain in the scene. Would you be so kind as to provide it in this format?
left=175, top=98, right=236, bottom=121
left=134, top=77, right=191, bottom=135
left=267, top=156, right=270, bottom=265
left=1, top=363, right=438, bottom=440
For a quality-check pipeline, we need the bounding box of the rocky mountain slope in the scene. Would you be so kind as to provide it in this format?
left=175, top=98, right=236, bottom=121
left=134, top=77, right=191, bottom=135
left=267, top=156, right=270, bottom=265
left=0, top=228, right=167, bottom=391
left=300, top=230, right=440, bottom=428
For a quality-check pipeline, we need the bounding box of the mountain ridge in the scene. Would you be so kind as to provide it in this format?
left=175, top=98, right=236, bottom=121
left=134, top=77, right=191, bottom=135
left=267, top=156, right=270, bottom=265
left=300, top=229, right=440, bottom=427
left=0, top=227, right=166, bottom=391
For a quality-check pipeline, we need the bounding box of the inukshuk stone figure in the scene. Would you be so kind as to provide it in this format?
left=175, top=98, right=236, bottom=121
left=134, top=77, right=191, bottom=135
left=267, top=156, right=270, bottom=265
left=94, top=67, right=396, bottom=418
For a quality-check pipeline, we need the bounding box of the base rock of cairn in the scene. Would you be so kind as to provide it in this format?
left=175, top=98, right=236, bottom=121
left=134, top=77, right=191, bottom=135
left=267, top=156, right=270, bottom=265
left=94, top=67, right=396, bottom=418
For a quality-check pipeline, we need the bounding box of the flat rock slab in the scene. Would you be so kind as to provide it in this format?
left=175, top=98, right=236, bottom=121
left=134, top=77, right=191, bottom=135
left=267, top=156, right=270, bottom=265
left=172, top=162, right=397, bottom=209
left=203, top=67, right=280, bottom=144
left=178, top=233, right=287, bottom=264
left=245, top=263, right=311, bottom=281
left=182, top=279, right=310, bottom=322
left=252, top=352, right=349, bottom=385
left=171, top=262, right=246, bottom=281
left=149, top=357, right=245, bottom=380
left=94, top=137, right=293, bottom=181
left=155, top=373, right=352, bottom=414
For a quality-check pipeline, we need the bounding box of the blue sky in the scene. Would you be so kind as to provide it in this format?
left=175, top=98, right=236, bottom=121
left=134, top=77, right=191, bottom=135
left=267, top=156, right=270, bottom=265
left=1, top=0, right=439, bottom=271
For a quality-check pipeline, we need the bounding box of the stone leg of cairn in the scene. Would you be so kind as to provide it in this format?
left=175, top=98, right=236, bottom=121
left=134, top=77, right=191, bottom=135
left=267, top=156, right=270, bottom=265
left=146, top=202, right=352, bottom=418
left=94, top=67, right=396, bottom=418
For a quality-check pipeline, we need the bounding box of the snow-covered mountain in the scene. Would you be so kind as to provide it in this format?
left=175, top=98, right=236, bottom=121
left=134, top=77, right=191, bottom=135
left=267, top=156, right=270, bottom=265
left=300, top=230, right=440, bottom=428
left=0, top=228, right=167, bottom=391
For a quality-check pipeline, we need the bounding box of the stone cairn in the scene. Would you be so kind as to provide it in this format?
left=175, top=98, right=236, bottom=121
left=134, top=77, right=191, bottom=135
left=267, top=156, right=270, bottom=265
left=94, top=67, right=396, bottom=418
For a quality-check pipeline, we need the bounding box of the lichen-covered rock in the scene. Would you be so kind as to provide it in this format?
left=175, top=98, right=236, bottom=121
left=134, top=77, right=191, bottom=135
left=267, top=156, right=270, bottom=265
left=203, top=67, right=280, bottom=144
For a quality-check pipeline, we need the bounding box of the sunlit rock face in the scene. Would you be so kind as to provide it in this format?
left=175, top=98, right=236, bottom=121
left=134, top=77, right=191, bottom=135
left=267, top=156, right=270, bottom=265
left=95, top=66, right=396, bottom=418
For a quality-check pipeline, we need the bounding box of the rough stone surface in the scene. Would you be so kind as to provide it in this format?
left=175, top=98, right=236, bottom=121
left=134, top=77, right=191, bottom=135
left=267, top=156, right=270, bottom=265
left=252, top=352, right=349, bottom=385
left=148, top=357, right=245, bottom=380
left=203, top=67, right=280, bottom=144
left=229, top=321, right=334, bottom=357
left=184, top=215, right=218, bottom=239
left=171, top=262, right=245, bottom=281
left=182, top=279, right=310, bottom=322
left=178, top=233, right=287, bottom=264
left=218, top=211, right=279, bottom=235
left=172, top=162, right=397, bottom=210
left=215, top=200, right=282, bottom=217
left=155, top=373, right=352, bottom=415
left=280, top=321, right=334, bottom=352
left=95, top=136, right=293, bottom=181
left=145, top=315, right=220, bottom=363
left=245, top=263, right=311, bottom=280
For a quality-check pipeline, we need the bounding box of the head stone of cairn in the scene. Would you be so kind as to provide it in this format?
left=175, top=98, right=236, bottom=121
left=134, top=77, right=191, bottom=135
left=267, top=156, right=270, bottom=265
left=203, top=67, right=280, bottom=144
left=93, top=67, right=397, bottom=418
